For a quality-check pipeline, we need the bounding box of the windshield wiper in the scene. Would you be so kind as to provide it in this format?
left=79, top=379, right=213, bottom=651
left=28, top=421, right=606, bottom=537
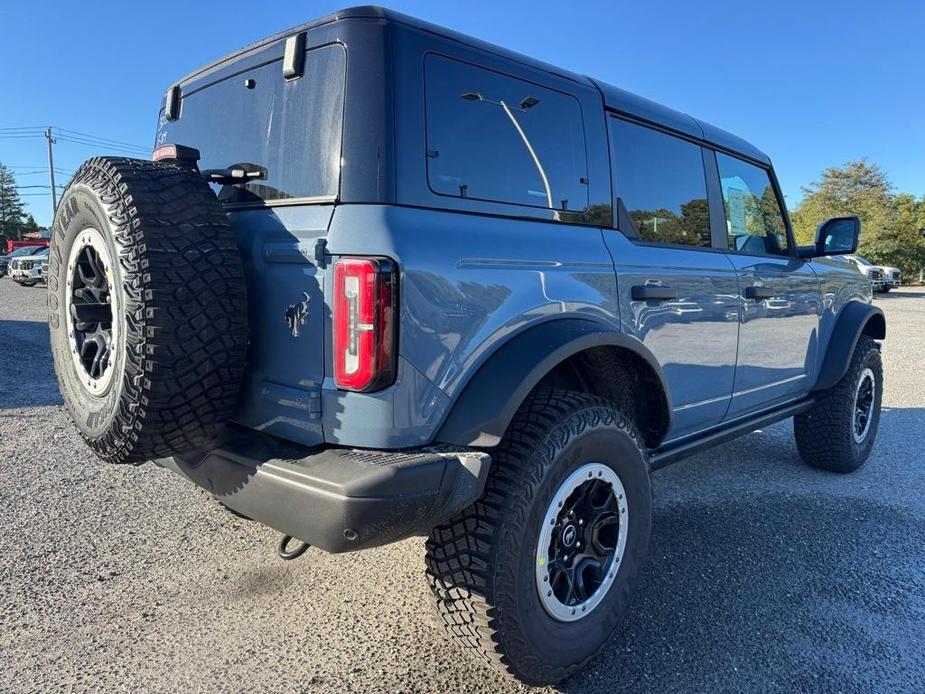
left=201, top=162, right=267, bottom=185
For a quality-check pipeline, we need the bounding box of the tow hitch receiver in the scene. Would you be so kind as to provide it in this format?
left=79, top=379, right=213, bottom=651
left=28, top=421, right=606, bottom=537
left=277, top=534, right=311, bottom=560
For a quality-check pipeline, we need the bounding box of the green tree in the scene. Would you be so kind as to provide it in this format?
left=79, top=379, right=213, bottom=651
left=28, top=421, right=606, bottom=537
left=0, top=162, right=27, bottom=239
left=21, top=212, right=39, bottom=235
left=790, top=159, right=925, bottom=277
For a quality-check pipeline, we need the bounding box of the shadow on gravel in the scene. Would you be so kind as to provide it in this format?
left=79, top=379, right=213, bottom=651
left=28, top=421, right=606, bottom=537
left=559, top=489, right=925, bottom=693
left=0, top=319, right=62, bottom=409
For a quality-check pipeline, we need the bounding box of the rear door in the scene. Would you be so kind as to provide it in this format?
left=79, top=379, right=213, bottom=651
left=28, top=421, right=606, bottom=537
left=605, top=117, right=740, bottom=439
left=154, top=42, right=348, bottom=447
left=711, top=151, right=821, bottom=417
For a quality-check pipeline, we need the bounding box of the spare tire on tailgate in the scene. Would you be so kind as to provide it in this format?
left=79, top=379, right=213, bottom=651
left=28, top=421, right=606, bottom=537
left=48, top=157, right=248, bottom=464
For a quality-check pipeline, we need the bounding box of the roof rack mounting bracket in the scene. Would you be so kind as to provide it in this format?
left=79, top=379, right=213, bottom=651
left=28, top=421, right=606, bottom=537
left=283, top=32, right=307, bottom=79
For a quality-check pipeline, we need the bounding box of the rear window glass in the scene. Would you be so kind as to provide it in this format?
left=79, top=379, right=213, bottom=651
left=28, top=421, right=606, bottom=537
left=424, top=54, right=589, bottom=212
left=609, top=118, right=711, bottom=248
left=155, top=43, right=346, bottom=204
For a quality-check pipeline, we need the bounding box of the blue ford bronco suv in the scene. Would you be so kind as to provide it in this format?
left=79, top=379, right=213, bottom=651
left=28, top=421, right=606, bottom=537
left=48, top=6, right=885, bottom=685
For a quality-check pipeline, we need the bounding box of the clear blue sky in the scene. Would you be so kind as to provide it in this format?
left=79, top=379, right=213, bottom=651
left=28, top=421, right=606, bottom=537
left=2, top=0, right=923, bottom=227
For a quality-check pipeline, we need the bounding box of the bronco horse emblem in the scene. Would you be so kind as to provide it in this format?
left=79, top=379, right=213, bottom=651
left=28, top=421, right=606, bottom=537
left=285, top=292, right=311, bottom=338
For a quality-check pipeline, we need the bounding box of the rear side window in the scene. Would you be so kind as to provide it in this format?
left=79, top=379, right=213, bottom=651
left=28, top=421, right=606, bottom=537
left=609, top=118, right=711, bottom=247
left=716, top=152, right=789, bottom=256
left=155, top=43, right=346, bottom=204
left=423, top=54, right=589, bottom=212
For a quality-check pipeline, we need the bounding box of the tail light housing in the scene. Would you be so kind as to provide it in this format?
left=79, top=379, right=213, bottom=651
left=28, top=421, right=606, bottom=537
left=333, top=257, right=398, bottom=392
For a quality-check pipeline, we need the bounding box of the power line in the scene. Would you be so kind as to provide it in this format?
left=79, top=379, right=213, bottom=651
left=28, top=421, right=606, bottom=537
left=2, top=124, right=151, bottom=218
left=54, top=135, right=150, bottom=155
left=55, top=127, right=150, bottom=151
left=9, top=169, right=73, bottom=177
left=1, top=126, right=149, bottom=153
left=56, top=138, right=150, bottom=155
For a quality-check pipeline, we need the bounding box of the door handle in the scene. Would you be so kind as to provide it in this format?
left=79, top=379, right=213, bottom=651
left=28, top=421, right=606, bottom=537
left=744, top=285, right=775, bottom=300
left=631, top=285, right=678, bottom=301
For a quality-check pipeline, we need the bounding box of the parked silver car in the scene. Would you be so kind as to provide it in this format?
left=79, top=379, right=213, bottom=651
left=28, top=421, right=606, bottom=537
left=0, top=245, right=46, bottom=278
left=9, top=247, right=49, bottom=286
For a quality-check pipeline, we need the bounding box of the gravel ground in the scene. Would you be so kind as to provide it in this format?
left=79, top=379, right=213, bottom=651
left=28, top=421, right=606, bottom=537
left=1, top=279, right=923, bottom=693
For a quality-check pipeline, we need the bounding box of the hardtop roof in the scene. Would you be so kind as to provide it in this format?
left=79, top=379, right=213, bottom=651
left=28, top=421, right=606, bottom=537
left=177, top=5, right=770, bottom=165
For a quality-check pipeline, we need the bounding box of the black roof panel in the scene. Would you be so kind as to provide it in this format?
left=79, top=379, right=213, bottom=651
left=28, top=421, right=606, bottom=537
left=177, top=6, right=770, bottom=165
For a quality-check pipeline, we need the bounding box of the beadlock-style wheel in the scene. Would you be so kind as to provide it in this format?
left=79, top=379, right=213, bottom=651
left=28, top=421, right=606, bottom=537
left=535, top=463, right=628, bottom=622
left=852, top=367, right=875, bottom=444
left=65, top=227, right=119, bottom=396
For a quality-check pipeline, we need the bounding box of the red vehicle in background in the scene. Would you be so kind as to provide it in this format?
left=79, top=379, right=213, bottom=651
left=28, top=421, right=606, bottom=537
left=5, top=239, right=49, bottom=254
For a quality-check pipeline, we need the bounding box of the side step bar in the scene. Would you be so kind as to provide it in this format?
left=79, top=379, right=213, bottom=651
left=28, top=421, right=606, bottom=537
left=649, top=399, right=814, bottom=470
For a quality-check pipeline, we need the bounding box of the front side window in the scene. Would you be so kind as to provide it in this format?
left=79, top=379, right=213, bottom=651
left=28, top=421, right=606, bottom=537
left=716, top=152, right=789, bottom=256
left=609, top=118, right=711, bottom=248
left=424, top=54, right=589, bottom=211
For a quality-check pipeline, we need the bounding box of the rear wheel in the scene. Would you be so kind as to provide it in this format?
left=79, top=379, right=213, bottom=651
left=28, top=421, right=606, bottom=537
left=425, top=389, right=651, bottom=685
left=794, top=335, right=882, bottom=473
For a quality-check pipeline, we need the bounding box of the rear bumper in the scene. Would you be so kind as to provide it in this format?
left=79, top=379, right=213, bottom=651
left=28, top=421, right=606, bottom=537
left=159, top=428, right=490, bottom=553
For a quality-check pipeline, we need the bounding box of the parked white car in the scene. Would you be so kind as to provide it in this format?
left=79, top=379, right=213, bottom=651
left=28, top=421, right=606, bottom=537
left=846, top=255, right=901, bottom=293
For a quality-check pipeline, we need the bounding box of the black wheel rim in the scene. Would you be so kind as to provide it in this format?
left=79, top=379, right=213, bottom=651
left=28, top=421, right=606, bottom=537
left=65, top=229, right=117, bottom=394
left=853, top=367, right=875, bottom=443
left=547, top=479, right=619, bottom=606
left=536, top=463, right=628, bottom=622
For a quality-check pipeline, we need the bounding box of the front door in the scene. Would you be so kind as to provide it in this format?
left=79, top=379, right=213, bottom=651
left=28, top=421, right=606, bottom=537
left=712, top=151, right=821, bottom=418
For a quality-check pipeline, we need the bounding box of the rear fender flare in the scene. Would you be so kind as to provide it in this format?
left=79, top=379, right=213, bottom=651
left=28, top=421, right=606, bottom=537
left=434, top=318, right=672, bottom=447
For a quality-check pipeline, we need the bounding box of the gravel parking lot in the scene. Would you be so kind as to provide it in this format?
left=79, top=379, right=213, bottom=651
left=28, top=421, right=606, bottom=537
left=1, top=279, right=923, bottom=693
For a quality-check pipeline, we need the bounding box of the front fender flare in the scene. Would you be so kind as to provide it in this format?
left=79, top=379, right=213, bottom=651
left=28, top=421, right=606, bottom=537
left=813, top=301, right=885, bottom=391
left=435, top=318, right=672, bottom=447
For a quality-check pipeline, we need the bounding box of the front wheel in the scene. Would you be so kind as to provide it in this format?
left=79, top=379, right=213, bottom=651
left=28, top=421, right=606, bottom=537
left=794, top=335, right=882, bottom=473
left=425, top=389, right=652, bottom=685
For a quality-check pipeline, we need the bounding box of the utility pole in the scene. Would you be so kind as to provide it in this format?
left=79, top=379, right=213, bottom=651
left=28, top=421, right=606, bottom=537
left=45, top=126, right=57, bottom=216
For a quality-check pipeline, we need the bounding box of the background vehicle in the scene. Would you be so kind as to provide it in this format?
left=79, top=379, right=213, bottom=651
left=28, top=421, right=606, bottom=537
left=10, top=247, right=49, bottom=286
left=47, top=7, right=885, bottom=686
left=847, top=254, right=901, bottom=292
left=0, top=245, right=46, bottom=278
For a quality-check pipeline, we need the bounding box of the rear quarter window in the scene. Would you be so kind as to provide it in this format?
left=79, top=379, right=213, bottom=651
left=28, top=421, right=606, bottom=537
left=155, top=43, right=346, bottom=204
left=423, top=54, right=589, bottom=212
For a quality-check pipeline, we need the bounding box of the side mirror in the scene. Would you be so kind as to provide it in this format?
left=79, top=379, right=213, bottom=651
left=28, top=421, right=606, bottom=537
left=798, top=216, right=860, bottom=258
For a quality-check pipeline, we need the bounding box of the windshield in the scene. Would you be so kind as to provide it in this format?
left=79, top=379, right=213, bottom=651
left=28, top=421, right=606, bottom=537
left=155, top=43, right=346, bottom=205
left=854, top=256, right=873, bottom=266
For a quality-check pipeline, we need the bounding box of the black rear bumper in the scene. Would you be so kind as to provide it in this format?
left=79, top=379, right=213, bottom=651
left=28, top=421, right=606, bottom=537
left=158, top=428, right=490, bottom=553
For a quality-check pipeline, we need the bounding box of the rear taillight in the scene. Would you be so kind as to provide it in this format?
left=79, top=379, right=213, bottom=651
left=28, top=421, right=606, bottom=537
left=333, top=257, right=398, bottom=392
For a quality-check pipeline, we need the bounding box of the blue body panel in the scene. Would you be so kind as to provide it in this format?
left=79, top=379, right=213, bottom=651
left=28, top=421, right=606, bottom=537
left=603, top=233, right=740, bottom=438
left=322, top=204, right=620, bottom=448
left=723, top=255, right=821, bottom=418
left=807, top=255, right=873, bottom=384
left=225, top=205, right=333, bottom=447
